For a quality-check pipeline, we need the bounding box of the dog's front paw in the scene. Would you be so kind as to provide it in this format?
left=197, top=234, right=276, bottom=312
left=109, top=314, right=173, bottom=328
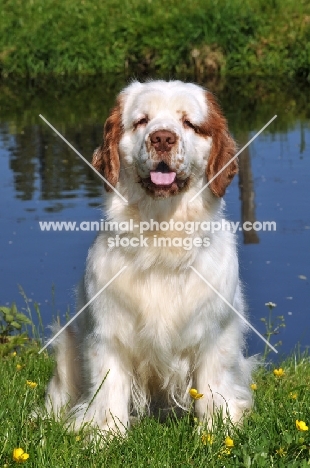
left=66, top=402, right=129, bottom=439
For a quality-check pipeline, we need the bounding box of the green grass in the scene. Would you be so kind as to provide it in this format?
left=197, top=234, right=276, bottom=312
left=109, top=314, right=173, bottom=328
left=1, top=303, right=310, bottom=466
left=1, top=349, right=310, bottom=466
left=0, top=0, right=310, bottom=82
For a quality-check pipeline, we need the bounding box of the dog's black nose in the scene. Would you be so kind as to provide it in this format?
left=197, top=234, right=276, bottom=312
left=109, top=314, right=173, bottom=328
left=150, top=130, right=177, bottom=152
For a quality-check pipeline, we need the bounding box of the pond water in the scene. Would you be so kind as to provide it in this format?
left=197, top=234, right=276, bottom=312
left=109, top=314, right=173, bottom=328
left=0, top=78, right=309, bottom=360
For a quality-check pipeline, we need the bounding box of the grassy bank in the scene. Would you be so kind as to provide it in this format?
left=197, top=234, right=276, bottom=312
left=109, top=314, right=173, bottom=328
left=0, top=0, right=310, bottom=82
left=1, top=304, right=310, bottom=466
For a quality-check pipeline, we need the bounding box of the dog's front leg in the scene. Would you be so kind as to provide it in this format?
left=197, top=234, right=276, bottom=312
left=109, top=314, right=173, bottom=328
left=194, top=348, right=252, bottom=428
left=68, top=341, right=131, bottom=437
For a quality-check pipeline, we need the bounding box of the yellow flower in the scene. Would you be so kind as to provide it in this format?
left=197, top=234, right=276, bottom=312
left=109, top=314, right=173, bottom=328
left=189, top=388, right=204, bottom=400
left=26, top=380, right=37, bottom=389
left=201, top=431, right=213, bottom=445
left=273, top=368, right=285, bottom=377
left=11, top=351, right=17, bottom=357
left=225, top=436, right=234, bottom=448
left=289, top=392, right=297, bottom=399
left=13, top=447, right=29, bottom=462
left=276, top=447, right=286, bottom=457
left=250, top=383, right=257, bottom=390
left=296, top=420, right=308, bottom=431
left=218, top=447, right=232, bottom=457
left=75, top=435, right=81, bottom=441
left=16, top=364, right=23, bottom=371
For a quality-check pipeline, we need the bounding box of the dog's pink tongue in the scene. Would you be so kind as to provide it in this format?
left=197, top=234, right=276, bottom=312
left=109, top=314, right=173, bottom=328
left=150, top=171, right=176, bottom=186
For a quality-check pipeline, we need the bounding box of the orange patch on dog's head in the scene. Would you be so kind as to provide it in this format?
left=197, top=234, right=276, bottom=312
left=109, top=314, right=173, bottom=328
left=200, top=92, right=238, bottom=197
left=92, top=97, right=123, bottom=192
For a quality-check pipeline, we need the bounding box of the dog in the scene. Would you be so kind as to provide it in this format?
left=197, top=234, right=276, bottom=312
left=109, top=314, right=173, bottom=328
left=45, top=80, right=253, bottom=437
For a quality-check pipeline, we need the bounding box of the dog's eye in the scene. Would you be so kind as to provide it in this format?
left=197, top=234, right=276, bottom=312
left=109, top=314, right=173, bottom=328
left=183, top=119, right=197, bottom=132
left=134, top=117, right=149, bottom=128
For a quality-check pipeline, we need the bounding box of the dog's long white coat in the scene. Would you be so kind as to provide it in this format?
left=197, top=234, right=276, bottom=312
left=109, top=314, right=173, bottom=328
left=45, top=81, right=254, bottom=435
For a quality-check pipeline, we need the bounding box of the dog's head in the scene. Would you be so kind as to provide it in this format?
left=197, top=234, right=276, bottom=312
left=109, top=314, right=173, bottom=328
left=92, top=81, right=237, bottom=199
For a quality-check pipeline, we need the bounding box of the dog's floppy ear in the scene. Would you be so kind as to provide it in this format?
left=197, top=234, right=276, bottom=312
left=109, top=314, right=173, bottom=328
left=204, top=92, right=238, bottom=197
left=92, top=99, right=122, bottom=192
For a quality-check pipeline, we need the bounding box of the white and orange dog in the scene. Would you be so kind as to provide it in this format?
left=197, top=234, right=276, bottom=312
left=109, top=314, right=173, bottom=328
left=45, top=80, right=253, bottom=436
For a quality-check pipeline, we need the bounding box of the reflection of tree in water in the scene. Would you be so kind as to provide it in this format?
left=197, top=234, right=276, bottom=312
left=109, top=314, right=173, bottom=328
left=236, top=132, right=260, bottom=245
left=8, top=123, right=103, bottom=203
left=0, top=75, right=124, bottom=206
left=7, top=126, right=36, bottom=201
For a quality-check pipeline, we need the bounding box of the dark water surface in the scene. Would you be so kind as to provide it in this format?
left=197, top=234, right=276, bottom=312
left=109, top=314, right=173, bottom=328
left=0, top=78, right=309, bottom=360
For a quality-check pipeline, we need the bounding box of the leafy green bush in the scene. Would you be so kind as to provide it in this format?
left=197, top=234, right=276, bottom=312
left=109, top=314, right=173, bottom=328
left=0, top=303, right=33, bottom=356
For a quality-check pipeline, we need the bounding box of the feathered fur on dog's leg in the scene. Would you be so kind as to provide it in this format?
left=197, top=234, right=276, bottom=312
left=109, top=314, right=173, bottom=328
left=45, top=324, right=81, bottom=419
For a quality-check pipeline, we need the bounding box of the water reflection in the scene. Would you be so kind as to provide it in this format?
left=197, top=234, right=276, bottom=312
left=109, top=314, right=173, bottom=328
left=1, top=77, right=309, bottom=209
left=7, top=123, right=103, bottom=204
left=0, top=77, right=309, bottom=358
left=237, top=132, right=260, bottom=244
